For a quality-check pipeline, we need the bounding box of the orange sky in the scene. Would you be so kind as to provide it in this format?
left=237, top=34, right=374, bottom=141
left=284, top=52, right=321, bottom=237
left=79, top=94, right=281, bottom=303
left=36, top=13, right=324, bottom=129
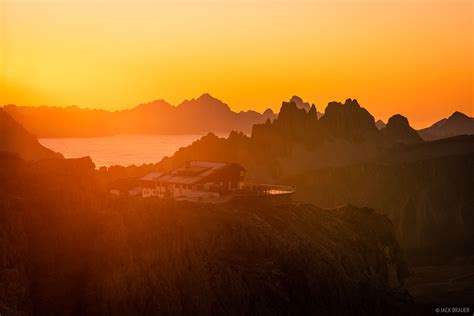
left=0, top=0, right=472, bottom=128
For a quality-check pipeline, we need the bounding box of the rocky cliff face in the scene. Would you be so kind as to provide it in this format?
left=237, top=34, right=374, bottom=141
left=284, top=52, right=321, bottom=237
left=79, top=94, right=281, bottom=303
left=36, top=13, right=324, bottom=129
left=285, top=152, right=474, bottom=256
left=84, top=201, right=411, bottom=315
left=0, top=158, right=412, bottom=315
left=0, top=157, right=98, bottom=315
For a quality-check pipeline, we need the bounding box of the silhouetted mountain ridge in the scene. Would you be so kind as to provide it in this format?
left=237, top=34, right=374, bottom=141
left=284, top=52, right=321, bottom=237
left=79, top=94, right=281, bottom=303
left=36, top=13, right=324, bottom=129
left=0, top=109, right=62, bottom=160
left=418, top=111, right=474, bottom=141
left=146, top=99, right=473, bottom=261
left=2, top=94, right=276, bottom=137
left=153, top=99, right=432, bottom=183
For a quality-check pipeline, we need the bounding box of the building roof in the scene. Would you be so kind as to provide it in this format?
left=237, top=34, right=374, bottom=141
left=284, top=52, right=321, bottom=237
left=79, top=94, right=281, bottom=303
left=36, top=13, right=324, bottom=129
left=141, top=161, right=246, bottom=185
left=140, top=172, right=164, bottom=181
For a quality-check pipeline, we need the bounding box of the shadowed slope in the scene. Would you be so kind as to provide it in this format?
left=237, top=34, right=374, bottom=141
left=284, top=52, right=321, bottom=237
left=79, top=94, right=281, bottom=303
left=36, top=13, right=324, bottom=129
left=0, top=157, right=412, bottom=315
left=0, top=109, right=62, bottom=160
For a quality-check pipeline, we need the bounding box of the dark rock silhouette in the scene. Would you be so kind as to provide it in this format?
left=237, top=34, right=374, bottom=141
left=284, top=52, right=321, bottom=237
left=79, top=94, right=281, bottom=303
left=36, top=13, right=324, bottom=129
left=382, top=114, right=423, bottom=144
left=0, top=156, right=412, bottom=314
left=155, top=98, right=409, bottom=182
left=0, top=109, right=62, bottom=160
left=318, top=99, right=378, bottom=142
left=418, top=111, right=474, bottom=141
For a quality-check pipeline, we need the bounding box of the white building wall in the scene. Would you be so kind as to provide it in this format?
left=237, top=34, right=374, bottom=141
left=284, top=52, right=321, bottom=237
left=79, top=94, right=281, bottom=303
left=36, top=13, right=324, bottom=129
left=141, top=182, right=220, bottom=200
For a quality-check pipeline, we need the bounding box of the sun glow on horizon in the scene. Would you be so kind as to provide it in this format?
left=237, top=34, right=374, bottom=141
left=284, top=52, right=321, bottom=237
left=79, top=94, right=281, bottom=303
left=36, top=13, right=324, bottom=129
left=0, top=0, right=472, bottom=128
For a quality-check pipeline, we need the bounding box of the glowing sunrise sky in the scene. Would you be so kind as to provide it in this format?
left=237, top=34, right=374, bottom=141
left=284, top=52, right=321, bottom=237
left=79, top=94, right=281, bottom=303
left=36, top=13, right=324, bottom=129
left=0, top=0, right=472, bottom=127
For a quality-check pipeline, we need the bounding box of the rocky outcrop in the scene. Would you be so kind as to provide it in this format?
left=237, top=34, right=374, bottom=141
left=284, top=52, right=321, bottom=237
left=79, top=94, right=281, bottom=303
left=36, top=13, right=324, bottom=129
left=0, top=156, right=412, bottom=314
left=0, top=109, right=62, bottom=160
left=382, top=114, right=423, bottom=144
left=418, top=111, right=474, bottom=141
left=319, top=99, right=378, bottom=142
left=83, top=201, right=411, bottom=315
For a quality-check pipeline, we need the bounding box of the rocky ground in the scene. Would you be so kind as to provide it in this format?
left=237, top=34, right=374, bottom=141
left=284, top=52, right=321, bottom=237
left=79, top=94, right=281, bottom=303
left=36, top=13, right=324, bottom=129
left=0, top=158, right=414, bottom=315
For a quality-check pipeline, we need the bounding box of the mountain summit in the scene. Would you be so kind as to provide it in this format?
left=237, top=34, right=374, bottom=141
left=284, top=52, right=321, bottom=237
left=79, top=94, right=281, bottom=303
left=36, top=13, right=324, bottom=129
left=289, top=96, right=311, bottom=112
left=418, top=111, right=474, bottom=141
left=382, top=114, right=423, bottom=144
left=177, top=93, right=232, bottom=113
left=288, top=96, right=323, bottom=118
left=319, top=99, right=378, bottom=141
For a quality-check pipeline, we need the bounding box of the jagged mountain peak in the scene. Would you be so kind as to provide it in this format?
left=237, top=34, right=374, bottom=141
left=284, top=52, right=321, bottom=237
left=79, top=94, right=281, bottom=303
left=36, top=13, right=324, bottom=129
left=178, top=93, right=231, bottom=112
left=325, top=98, right=362, bottom=113
left=289, top=95, right=311, bottom=112
left=279, top=101, right=308, bottom=118
left=133, top=99, right=172, bottom=111
left=308, top=104, right=317, bottom=116
left=345, top=98, right=360, bottom=107
left=387, top=114, right=410, bottom=127
left=318, top=99, right=377, bottom=142
left=323, top=99, right=373, bottom=122
left=197, top=92, right=218, bottom=102
left=449, top=111, right=470, bottom=120
left=383, top=114, right=423, bottom=144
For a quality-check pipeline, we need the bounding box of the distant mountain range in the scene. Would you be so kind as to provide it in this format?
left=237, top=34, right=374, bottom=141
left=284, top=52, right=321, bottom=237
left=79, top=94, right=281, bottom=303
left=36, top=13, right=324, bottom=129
left=2, top=93, right=276, bottom=138
left=2, top=94, right=472, bottom=140
left=418, top=111, right=474, bottom=141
